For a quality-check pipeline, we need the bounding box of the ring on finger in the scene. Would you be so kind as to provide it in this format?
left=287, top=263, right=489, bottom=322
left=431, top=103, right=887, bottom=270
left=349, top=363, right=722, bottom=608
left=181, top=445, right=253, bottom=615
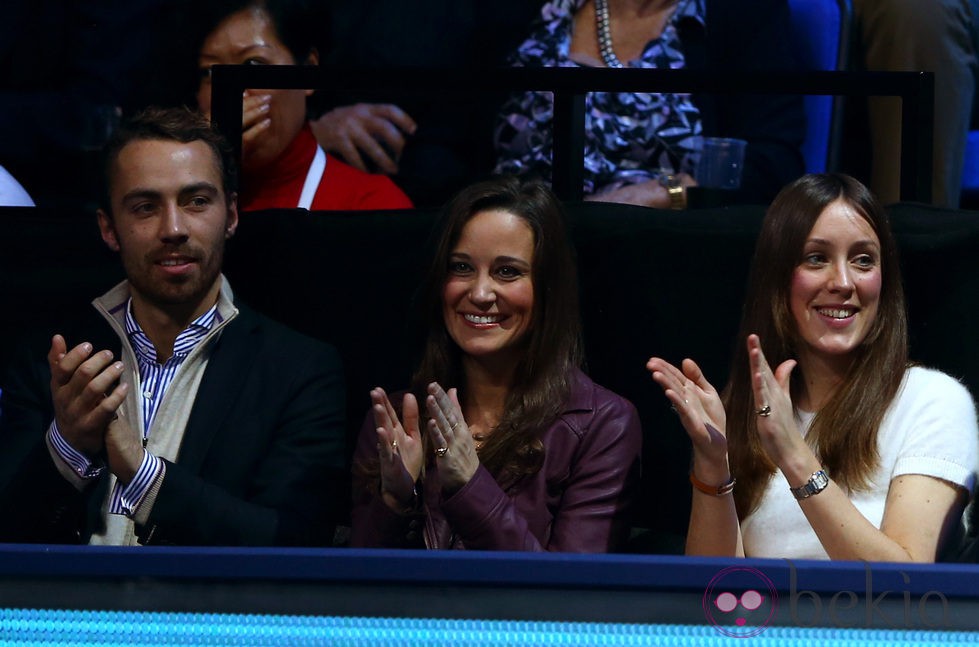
left=756, top=404, right=772, bottom=417
left=435, top=446, right=448, bottom=457
left=670, top=398, right=690, bottom=413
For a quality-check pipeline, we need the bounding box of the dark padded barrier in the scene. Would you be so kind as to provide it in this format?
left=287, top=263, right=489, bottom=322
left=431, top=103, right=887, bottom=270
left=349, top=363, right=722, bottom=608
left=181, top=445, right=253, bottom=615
left=2, top=545, right=979, bottom=633
left=2, top=202, right=978, bottom=551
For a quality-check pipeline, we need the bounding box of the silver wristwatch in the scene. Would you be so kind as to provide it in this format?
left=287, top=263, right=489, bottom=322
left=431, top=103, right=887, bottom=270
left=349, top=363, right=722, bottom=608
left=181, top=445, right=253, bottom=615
left=790, top=469, right=829, bottom=500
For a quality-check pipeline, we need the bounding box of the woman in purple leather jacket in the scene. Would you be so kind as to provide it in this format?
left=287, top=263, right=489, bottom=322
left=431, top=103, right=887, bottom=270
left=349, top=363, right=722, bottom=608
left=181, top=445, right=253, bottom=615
left=350, top=176, right=642, bottom=551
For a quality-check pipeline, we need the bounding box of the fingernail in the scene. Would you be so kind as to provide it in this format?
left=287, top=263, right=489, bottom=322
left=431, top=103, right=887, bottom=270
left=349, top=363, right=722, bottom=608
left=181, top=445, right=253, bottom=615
left=82, top=343, right=92, bottom=353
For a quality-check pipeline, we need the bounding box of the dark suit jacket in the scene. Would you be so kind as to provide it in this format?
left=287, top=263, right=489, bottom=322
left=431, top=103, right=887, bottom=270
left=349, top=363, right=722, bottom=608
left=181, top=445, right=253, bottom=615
left=0, top=300, right=346, bottom=546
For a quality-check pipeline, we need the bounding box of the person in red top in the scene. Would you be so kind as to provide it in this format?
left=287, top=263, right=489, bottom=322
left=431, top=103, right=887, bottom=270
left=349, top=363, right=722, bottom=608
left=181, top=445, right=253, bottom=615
left=195, top=0, right=413, bottom=212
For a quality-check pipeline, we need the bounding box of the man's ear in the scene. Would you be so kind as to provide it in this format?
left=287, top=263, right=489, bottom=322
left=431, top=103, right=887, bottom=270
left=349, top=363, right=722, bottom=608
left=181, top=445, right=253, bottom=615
left=97, top=209, right=121, bottom=252
left=224, top=194, right=239, bottom=239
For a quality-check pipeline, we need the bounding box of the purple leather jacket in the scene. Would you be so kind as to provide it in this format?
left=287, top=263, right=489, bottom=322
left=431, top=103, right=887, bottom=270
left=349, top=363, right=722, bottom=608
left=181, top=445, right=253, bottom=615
left=350, top=369, right=642, bottom=551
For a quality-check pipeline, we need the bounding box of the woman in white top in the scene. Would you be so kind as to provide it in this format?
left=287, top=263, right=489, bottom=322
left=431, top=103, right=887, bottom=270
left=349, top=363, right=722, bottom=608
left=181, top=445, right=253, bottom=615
left=647, top=173, right=978, bottom=561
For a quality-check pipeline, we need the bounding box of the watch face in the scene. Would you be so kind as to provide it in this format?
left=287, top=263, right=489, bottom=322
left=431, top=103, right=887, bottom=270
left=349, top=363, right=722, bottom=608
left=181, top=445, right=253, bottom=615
left=792, top=470, right=829, bottom=499
left=813, top=470, right=829, bottom=490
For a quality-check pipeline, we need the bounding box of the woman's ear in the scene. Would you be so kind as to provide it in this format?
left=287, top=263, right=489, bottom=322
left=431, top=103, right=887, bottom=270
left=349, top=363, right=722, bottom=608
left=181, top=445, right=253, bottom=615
left=304, top=48, right=319, bottom=97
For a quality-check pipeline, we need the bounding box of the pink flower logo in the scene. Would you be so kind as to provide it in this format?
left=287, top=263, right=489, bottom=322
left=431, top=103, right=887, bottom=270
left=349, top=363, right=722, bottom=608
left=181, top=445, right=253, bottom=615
left=703, top=566, right=778, bottom=637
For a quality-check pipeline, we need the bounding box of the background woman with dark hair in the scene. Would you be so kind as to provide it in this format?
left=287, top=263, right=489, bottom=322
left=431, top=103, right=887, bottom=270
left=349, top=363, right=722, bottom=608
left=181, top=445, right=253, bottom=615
left=648, top=173, right=978, bottom=560
left=350, top=176, right=641, bottom=551
left=193, top=0, right=412, bottom=211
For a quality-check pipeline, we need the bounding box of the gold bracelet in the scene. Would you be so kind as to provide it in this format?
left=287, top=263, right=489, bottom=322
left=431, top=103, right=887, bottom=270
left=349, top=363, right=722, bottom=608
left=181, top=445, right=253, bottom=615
left=689, top=471, right=735, bottom=496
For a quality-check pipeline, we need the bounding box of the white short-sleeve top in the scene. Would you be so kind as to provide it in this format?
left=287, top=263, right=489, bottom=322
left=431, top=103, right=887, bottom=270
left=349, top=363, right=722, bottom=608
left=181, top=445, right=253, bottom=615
left=742, top=366, right=979, bottom=560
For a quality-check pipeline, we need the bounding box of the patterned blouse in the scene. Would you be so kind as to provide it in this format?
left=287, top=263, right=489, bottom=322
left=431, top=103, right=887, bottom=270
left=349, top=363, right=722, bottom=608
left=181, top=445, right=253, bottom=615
left=494, top=0, right=704, bottom=195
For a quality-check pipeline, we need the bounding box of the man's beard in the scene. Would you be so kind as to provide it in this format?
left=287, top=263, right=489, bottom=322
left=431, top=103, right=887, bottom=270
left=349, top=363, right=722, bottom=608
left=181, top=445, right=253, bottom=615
left=122, top=242, right=224, bottom=311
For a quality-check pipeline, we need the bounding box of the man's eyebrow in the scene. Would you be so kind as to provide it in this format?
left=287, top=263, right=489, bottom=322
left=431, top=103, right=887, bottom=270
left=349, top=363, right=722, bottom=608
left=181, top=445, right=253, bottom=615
left=179, top=182, right=220, bottom=197
left=120, top=183, right=220, bottom=204
left=120, top=188, right=162, bottom=203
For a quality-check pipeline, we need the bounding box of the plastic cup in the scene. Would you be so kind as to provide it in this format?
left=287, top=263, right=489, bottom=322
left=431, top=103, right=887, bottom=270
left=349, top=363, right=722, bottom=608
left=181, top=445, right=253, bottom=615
left=695, top=137, right=747, bottom=190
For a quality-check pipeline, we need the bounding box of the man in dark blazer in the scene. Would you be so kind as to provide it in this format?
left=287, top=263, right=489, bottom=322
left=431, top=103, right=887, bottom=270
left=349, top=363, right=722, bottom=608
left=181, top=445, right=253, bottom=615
left=0, top=106, right=346, bottom=546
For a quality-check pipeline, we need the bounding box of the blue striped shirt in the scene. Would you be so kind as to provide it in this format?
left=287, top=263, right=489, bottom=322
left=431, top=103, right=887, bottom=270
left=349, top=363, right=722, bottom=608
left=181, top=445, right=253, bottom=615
left=124, top=301, right=217, bottom=438
left=106, top=300, right=218, bottom=516
left=49, top=422, right=105, bottom=479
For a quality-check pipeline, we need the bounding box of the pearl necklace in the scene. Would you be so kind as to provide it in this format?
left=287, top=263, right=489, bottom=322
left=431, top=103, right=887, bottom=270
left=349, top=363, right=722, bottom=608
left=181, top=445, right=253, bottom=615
left=594, top=0, right=625, bottom=68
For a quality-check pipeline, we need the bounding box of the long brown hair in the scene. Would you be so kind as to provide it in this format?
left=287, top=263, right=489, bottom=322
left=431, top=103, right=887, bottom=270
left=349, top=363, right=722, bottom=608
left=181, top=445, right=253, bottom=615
left=724, top=173, right=908, bottom=517
left=412, top=176, right=584, bottom=483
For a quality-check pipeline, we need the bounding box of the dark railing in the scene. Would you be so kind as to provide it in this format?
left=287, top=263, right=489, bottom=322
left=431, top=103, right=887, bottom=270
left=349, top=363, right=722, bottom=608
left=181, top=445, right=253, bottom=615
left=211, top=65, right=934, bottom=203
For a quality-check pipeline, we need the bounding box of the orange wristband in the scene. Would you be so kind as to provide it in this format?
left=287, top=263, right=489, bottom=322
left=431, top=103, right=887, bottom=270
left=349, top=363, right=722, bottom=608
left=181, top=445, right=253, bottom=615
left=690, top=471, right=736, bottom=496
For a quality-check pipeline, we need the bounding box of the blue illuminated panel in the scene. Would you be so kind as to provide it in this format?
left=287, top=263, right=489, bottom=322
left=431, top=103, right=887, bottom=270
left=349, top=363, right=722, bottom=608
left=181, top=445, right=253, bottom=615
left=0, top=610, right=976, bottom=646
